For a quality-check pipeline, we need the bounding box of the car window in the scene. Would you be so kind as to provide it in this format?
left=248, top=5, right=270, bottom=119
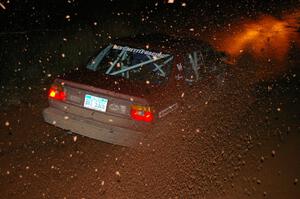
left=183, top=47, right=225, bottom=83
left=87, top=44, right=173, bottom=85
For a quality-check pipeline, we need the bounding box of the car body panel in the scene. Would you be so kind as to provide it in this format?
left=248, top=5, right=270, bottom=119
left=43, top=106, right=143, bottom=146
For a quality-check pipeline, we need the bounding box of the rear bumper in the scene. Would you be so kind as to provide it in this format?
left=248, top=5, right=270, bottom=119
left=43, top=107, right=143, bottom=147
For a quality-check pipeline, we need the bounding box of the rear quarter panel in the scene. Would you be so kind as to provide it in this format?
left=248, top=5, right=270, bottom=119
left=148, top=56, right=184, bottom=120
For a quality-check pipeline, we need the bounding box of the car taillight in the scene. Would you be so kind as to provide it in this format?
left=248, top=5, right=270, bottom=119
left=130, top=105, right=153, bottom=122
left=48, top=83, right=66, bottom=100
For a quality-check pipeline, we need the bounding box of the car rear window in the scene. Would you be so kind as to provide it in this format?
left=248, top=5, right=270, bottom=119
left=86, top=44, right=173, bottom=84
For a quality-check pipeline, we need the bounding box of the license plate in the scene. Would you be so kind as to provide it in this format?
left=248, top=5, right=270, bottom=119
left=84, top=94, right=108, bottom=112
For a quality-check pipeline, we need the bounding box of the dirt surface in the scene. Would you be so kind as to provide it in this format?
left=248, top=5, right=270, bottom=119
left=0, top=65, right=299, bottom=199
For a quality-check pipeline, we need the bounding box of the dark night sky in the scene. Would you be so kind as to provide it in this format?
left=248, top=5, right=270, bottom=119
left=0, top=0, right=299, bottom=32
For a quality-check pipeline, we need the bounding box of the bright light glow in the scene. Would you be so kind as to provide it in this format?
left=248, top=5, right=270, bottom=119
left=215, top=11, right=300, bottom=61
left=212, top=9, right=300, bottom=79
left=130, top=105, right=153, bottom=122
left=144, top=111, right=154, bottom=122
left=48, top=86, right=66, bottom=100
left=219, top=16, right=291, bottom=59
left=49, top=90, right=56, bottom=98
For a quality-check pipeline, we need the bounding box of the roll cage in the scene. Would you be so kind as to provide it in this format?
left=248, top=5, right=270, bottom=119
left=87, top=44, right=174, bottom=81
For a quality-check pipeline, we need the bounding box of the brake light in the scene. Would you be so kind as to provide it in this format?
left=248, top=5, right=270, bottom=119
left=48, top=83, right=66, bottom=100
left=130, top=105, right=153, bottom=122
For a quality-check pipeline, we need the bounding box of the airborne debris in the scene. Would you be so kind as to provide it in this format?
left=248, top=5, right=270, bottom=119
left=271, top=150, right=276, bottom=157
left=4, top=121, right=10, bottom=127
left=0, top=1, right=299, bottom=198
left=0, top=2, right=6, bottom=10
left=115, top=171, right=121, bottom=177
left=263, top=191, right=267, bottom=197
left=73, top=136, right=78, bottom=142
left=256, top=179, right=261, bottom=184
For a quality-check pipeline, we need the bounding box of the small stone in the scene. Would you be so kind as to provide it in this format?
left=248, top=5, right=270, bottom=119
left=271, top=150, right=276, bottom=157
left=294, top=178, right=298, bottom=185
left=115, top=171, right=121, bottom=177
left=267, top=86, right=272, bottom=91
left=188, top=184, right=193, bottom=189
left=5, top=121, right=10, bottom=126
left=73, top=136, right=77, bottom=142
left=263, top=191, right=267, bottom=197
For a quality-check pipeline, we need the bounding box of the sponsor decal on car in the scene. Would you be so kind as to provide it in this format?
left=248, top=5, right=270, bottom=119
left=109, top=103, right=127, bottom=114
left=158, top=103, right=178, bottom=118
left=113, top=44, right=166, bottom=57
left=176, top=63, right=183, bottom=71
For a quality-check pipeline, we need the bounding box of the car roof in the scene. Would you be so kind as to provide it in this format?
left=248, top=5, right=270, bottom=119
left=113, top=33, right=214, bottom=55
